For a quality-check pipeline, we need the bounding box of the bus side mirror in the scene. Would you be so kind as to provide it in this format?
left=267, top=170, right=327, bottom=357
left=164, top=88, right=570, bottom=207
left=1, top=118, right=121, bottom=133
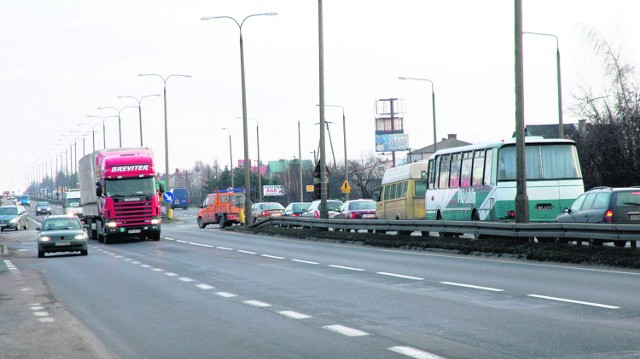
left=372, top=192, right=380, bottom=202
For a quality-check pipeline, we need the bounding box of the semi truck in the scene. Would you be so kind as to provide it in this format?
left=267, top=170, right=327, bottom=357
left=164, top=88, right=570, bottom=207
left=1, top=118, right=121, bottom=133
left=78, top=147, right=163, bottom=243
left=62, top=189, right=82, bottom=217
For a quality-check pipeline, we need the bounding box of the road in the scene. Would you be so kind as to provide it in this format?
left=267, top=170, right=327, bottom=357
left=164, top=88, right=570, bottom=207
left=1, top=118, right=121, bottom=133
left=1, top=203, right=639, bottom=358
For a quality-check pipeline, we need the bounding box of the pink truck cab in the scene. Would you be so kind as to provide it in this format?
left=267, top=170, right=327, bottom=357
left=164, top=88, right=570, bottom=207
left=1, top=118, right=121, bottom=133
left=79, top=147, right=162, bottom=243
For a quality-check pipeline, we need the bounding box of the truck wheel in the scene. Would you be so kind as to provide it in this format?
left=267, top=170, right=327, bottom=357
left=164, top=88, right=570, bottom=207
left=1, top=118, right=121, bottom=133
left=152, top=233, right=160, bottom=241
left=218, top=215, right=226, bottom=229
left=197, top=217, right=206, bottom=229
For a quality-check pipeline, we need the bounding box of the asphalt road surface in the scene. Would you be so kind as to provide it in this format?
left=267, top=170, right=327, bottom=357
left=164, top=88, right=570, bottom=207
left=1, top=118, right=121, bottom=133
left=1, top=203, right=639, bottom=358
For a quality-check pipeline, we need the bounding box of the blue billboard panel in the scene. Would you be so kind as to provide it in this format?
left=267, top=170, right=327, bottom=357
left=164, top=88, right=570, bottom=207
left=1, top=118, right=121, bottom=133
left=375, top=133, right=409, bottom=152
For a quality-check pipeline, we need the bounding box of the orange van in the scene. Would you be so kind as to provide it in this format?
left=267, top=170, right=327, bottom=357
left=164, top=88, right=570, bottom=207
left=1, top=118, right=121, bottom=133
left=197, top=190, right=246, bottom=229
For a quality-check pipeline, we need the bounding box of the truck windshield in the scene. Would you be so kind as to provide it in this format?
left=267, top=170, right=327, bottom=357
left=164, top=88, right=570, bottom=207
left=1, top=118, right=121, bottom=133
left=105, top=177, right=156, bottom=197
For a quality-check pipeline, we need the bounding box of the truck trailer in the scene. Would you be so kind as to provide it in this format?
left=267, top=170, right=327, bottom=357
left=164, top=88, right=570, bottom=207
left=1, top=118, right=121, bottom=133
left=78, top=147, right=162, bottom=243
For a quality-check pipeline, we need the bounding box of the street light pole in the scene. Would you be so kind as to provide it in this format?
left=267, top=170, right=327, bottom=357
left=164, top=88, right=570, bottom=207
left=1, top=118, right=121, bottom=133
left=524, top=31, right=563, bottom=138
left=97, top=106, right=138, bottom=147
left=298, top=120, right=303, bottom=202
left=202, top=11, right=277, bottom=221
left=399, top=76, right=438, bottom=153
left=138, top=73, right=191, bottom=211
left=222, top=127, right=234, bottom=189
left=118, top=94, right=161, bottom=146
left=322, top=104, right=348, bottom=200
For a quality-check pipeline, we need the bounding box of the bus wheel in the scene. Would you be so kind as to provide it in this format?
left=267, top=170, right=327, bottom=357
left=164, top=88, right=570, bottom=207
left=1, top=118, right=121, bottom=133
left=472, top=211, right=486, bottom=239
left=591, top=239, right=603, bottom=246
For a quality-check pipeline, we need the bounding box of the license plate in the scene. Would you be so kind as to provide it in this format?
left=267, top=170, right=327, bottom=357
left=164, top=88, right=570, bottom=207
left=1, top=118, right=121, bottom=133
left=629, top=214, right=640, bottom=221
left=129, top=229, right=141, bottom=234
left=56, top=242, right=71, bottom=246
left=272, top=213, right=282, bottom=217
left=363, top=214, right=376, bottom=218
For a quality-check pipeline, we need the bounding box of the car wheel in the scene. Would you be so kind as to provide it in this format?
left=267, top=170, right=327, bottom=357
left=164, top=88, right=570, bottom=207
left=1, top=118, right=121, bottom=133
left=613, top=240, right=627, bottom=248
left=219, top=215, right=226, bottom=229
left=23, top=222, right=28, bottom=230
left=81, top=249, right=88, bottom=255
left=38, top=250, right=45, bottom=258
left=197, top=217, right=206, bottom=229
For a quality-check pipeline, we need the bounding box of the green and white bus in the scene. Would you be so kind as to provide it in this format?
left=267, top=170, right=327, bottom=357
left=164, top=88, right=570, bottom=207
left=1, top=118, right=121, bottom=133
left=425, top=137, right=584, bottom=222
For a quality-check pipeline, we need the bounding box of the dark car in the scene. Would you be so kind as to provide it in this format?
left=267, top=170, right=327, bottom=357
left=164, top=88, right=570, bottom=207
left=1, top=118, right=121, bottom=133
left=35, top=201, right=52, bottom=216
left=301, top=200, right=343, bottom=218
left=251, top=202, right=285, bottom=223
left=0, top=205, right=29, bottom=231
left=334, top=199, right=377, bottom=219
left=555, top=186, right=640, bottom=247
left=283, top=202, right=311, bottom=217
left=37, top=215, right=88, bottom=257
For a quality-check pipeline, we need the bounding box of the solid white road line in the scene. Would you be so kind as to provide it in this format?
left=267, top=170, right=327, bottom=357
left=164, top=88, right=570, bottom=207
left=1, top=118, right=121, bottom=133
left=323, top=325, right=369, bottom=337
left=527, top=294, right=620, bottom=309
left=328, top=265, right=365, bottom=272
left=291, top=259, right=319, bottom=265
left=388, top=346, right=446, bottom=359
left=278, top=311, right=312, bottom=319
left=440, top=281, right=504, bottom=292
left=243, top=300, right=271, bottom=308
left=377, top=272, right=424, bottom=280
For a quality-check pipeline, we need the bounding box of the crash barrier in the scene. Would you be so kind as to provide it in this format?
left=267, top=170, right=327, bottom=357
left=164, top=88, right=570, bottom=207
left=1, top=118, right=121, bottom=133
left=251, top=217, right=639, bottom=249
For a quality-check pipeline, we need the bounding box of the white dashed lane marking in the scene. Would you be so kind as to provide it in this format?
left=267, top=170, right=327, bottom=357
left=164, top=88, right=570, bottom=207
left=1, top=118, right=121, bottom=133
left=243, top=300, right=271, bottom=308
left=440, top=282, right=504, bottom=292
left=388, top=346, right=446, bottom=359
left=328, top=265, right=364, bottom=272
left=278, top=311, right=312, bottom=320
left=527, top=294, right=619, bottom=309
left=237, top=250, right=256, bottom=255
left=195, top=284, right=215, bottom=290
left=377, top=272, right=424, bottom=281
left=323, top=324, right=369, bottom=337
left=261, top=254, right=285, bottom=260
left=216, top=292, right=238, bottom=298
left=291, top=259, right=319, bottom=265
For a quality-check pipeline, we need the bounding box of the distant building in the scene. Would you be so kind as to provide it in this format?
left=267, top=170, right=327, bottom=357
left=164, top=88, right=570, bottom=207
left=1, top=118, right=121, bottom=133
left=406, top=134, right=472, bottom=163
left=266, top=159, right=314, bottom=178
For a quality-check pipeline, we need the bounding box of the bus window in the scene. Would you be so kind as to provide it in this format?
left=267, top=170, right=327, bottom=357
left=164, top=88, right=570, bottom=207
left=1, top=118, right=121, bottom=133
left=472, top=150, right=485, bottom=187
left=401, top=181, right=408, bottom=198
left=484, top=149, right=493, bottom=185
left=390, top=183, right=397, bottom=199
left=439, top=155, right=450, bottom=189
left=383, top=185, right=390, bottom=201
left=450, top=153, right=461, bottom=188
left=460, top=152, right=472, bottom=188
left=427, top=159, right=435, bottom=189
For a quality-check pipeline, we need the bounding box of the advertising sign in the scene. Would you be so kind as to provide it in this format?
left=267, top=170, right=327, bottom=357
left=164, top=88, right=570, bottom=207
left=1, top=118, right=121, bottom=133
left=375, top=133, right=410, bottom=152
left=263, top=185, right=285, bottom=196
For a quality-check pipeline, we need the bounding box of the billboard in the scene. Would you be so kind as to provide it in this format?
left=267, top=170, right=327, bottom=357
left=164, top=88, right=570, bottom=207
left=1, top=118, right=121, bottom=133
left=375, top=133, right=409, bottom=152
left=263, top=185, right=285, bottom=196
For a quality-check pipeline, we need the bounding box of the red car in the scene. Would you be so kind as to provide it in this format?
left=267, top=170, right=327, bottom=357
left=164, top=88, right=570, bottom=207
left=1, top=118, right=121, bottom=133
left=334, top=199, right=377, bottom=219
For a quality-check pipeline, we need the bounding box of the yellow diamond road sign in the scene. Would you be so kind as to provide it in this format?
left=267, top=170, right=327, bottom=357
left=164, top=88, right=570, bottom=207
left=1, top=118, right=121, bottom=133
left=341, top=180, right=351, bottom=194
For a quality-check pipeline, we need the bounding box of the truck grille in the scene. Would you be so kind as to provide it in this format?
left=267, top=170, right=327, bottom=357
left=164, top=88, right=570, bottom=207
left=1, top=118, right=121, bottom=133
left=113, top=199, right=153, bottom=227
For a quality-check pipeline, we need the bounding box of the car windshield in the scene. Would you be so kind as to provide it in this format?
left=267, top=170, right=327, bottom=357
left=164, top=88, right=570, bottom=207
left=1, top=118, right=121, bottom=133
left=0, top=207, right=18, bottom=215
left=292, top=203, right=309, bottom=212
left=327, top=201, right=342, bottom=211
left=37, top=202, right=50, bottom=207
left=349, top=201, right=376, bottom=210
left=263, top=203, right=284, bottom=210
left=42, top=218, right=82, bottom=231
left=616, top=191, right=640, bottom=207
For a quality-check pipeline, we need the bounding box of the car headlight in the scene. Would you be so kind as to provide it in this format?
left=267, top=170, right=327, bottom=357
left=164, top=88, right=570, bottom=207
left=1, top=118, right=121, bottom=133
left=10, top=218, right=18, bottom=224
left=74, top=234, right=87, bottom=240
left=39, top=236, right=51, bottom=242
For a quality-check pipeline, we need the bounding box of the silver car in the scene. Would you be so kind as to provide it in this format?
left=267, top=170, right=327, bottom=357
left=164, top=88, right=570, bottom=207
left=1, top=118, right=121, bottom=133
left=0, top=205, right=29, bottom=231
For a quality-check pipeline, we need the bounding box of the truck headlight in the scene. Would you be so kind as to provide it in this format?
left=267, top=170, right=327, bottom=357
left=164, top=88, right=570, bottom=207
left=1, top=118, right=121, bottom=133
left=151, top=218, right=161, bottom=225
left=106, top=222, right=117, bottom=228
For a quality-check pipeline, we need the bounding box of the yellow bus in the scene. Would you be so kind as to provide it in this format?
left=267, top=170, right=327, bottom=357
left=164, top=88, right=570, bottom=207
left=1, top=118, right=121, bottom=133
left=376, top=162, right=428, bottom=220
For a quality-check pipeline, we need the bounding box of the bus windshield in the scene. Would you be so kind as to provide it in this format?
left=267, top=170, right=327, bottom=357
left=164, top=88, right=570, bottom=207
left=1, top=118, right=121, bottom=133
left=498, top=144, right=582, bottom=181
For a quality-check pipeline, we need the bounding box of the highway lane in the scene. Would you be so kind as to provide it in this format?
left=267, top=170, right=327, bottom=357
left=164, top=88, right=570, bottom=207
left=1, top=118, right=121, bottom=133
left=7, top=213, right=640, bottom=358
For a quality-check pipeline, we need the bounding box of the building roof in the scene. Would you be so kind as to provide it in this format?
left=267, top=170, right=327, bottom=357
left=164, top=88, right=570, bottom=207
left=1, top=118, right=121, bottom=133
left=408, top=134, right=472, bottom=155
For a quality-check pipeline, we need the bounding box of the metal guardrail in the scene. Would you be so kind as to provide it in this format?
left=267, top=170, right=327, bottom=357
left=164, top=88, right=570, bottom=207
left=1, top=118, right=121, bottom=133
left=251, top=217, right=640, bottom=248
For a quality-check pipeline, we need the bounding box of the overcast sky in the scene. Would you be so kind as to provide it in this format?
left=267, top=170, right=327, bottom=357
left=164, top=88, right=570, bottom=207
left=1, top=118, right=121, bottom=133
left=1, top=0, right=639, bottom=192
